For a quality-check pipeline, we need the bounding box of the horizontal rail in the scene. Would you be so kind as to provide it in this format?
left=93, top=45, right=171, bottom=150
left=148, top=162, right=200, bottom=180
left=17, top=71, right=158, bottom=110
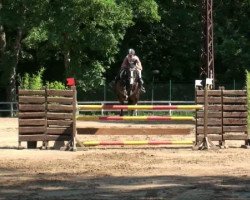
left=81, top=140, right=194, bottom=146
left=78, top=105, right=203, bottom=110
left=77, top=115, right=195, bottom=121
left=0, top=100, right=196, bottom=117
left=78, top=100, right=195, bottom=104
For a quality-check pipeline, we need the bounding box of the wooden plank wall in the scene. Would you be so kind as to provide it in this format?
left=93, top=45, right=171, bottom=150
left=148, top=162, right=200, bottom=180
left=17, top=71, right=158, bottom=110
left=18, top=87, right=76, bottom=147
left=18, top=90, right=46, bottom=143
left=46, top=89, right=75, bottom=142
left=222, top=90, right=248, bottom=141
left=196, top=89, right=248, bottom=144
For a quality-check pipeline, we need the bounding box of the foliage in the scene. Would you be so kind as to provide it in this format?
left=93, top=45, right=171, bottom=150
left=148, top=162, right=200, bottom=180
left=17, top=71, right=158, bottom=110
left=20, top=67, right=66, bottom=90
left=110, top=0, right=202, bottom=83
left=29, top=67, right=45, bottom=90
left=20, top=68, right=45, bottom=90
left=45, top=81, right=66, bottom=90
left=21, top=73, right=30, bottom=90
left=213, top=0, right=250, bottom=82
left=1, top=0, right=250, bottom=100
left=23, top=0, right=135, bottom=91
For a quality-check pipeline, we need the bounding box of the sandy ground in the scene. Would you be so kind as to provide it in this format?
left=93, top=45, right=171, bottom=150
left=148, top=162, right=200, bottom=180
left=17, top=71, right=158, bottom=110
left=0, top=118, right=250, bottom=200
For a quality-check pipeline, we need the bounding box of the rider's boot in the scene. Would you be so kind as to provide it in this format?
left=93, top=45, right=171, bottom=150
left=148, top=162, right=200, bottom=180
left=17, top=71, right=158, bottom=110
left=139, top=78, right=146, bottom=93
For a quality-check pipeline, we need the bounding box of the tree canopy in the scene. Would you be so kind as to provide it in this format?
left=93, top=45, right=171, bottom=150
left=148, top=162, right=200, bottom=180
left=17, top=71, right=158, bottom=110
left=0, top=0, right=249, bottom=100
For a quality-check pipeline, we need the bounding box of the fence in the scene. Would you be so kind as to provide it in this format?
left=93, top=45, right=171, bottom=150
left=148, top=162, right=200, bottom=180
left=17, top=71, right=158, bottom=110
left=0, top=102, right=18, bottom=117
left=77, top=81, right=245, bottom=101
left=0, top=81, right=245, bottom=117
left=16, top=87, right=249, bottom=150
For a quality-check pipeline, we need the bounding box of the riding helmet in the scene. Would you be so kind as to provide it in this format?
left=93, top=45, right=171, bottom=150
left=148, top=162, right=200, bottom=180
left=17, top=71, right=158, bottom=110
left=128, top=49, right=135, bottom=55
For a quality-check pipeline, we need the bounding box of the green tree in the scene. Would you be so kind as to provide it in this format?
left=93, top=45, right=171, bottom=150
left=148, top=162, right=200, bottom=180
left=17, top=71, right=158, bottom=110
left=24, top=0, right=134, bottom=91
left=1, top=0, right=161, bottom=98
left=0, top=0, right=48, bottom=101
left=110, top=0, right=200, bottom=83
left=214, top=0, right=250, bottom=83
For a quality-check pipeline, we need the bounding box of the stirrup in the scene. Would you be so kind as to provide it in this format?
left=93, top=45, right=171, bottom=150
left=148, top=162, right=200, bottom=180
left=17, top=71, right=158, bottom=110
left=139, top=78, right=144, bottom=85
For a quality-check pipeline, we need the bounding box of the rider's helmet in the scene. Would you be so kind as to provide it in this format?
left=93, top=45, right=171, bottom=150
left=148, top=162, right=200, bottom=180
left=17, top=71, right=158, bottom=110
left=128, top=49, right=135, bottom=55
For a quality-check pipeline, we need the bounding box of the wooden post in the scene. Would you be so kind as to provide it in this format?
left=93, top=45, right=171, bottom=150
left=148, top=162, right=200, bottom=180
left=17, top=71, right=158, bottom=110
left=73, top=86, right=85, bottom=149
left=43, top=87, right=48, bottom=149
left=72, top=86, right=77, bottom=151
left=195, top=87, right=198, bottom=145
left=193, top=85, right=218, bottom=150
left=17, top=87, right=22, bottom=149
left=219, top=86, right=225, bottom=147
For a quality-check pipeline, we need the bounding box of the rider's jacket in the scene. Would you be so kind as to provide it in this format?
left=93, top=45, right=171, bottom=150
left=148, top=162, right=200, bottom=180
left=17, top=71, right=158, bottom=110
left=121, top=55, right=143, bottom=70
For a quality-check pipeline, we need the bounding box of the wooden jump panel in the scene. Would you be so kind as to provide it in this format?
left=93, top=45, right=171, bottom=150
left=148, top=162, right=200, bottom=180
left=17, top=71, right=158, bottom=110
left=47, top=127, right=73, bottom=135
left=45, top=135, right=72, bottom=141
left=46, top=89, right=74, bottom=97
left=19, top=135, right=45, bottom=141
left=196, top=90, right=221, bottom=96
left=47, top=112, right=73, bottom=120
left=18, top=87, right=76, bottom=147
left=47, top=97, right=74, bottom=104
left=77, top=127, right=192, bottom=135
left=46, top=88, right=75, bottom=141
left=19, top=96, right=46, bottom=104
left=19, top=127, right=46, bottom=134
left=19, top=119, right=46, bottom=126
left=18, top=90, right=46, bottom=143
left=195, top=89, right=248, bottom=144
left=18, top=112, right=46, bottom=118
left=19, top=104, right=45, bottom=111
left=18, top=90, right=45, bottom=95
left=47, top=104, right=74, bottom=112
left=197, top=134, right=248, bottom=141
left=47, top=119, right=73, bottom=126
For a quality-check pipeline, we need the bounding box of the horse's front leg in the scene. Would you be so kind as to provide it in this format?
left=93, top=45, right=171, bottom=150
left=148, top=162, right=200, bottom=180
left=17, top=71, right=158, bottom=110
left=120, top=101, right=124, bottom=116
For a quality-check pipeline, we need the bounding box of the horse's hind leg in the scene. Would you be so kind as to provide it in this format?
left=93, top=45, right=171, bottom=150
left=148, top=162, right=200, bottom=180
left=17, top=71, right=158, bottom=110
left=127, top=99, right=135, bottom=116
left=120, top=109, right=124, bottom=116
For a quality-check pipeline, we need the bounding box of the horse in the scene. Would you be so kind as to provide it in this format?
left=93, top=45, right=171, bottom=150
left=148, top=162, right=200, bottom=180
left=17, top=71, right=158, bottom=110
left=114, top=66, right=141, bottom=116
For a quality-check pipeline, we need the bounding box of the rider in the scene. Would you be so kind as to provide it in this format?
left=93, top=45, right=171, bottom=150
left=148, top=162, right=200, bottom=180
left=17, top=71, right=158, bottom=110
left=115, top=48, right=146, bottom=93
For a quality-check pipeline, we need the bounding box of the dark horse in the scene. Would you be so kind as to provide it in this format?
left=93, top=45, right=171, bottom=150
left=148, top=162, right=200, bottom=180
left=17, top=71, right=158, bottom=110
left=114, top=66, right=141, bottom=116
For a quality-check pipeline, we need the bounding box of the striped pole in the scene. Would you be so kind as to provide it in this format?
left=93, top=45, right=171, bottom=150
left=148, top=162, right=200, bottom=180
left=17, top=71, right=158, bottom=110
left=82, top=140, right=194, bottom=146
left=78, top=105, right=203, bottom=111
left=76, top=115, right=195, bottom=121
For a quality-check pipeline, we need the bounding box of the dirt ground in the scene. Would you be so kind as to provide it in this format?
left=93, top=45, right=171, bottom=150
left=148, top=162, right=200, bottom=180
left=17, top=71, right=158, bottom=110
left=0, top=118, right=250, bottom=200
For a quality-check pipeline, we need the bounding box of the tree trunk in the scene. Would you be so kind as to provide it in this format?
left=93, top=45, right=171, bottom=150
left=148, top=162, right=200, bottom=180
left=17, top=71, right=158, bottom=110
left=6, top=28, right=22, bottom=102
left=63, top=33, right=71, bottom=77
left=0, top=26, right=6, bottom=60
left=0, top=1, right=6, bottom=63
left=64, top=49, right=70, bottom=69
